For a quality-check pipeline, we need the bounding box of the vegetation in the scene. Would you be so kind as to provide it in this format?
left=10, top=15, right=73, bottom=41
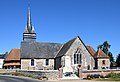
left=97, top=41, right=111, bottom=55
left=86, top=74, right=103, bottom=80
left=100, top=73, right=120, bottom=81
left=116, top=54, right=120, bottom=67
left=97, top=41, right=115, bottom=67
left=86, top=73, right=120, bottom=81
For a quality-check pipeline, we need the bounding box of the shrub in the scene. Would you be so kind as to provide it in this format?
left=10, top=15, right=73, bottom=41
left=93, top=74, right=100, bottom=78
left=64, top=72, right=71, bottom=76
left=106, top=73, right=120, bottom=78
left=87, top=74, right=104, bottom=80
left=87, top=75, right=92, bottom=80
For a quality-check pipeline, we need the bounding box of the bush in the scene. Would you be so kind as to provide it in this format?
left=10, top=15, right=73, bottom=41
left=64, top=72, right=71, bottom=76
left=93, top=74, right=99, bottom=78
left=87, top=74, right=104, bottom=80
left=106, top=73, right=120, bottom=78
left=87, top=75, right=93, bottom=80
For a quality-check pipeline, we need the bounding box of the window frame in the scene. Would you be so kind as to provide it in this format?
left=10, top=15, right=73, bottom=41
left=102, top=60, right=105, bottom=65
left=74, top=48, right=82, bottom=64
left=31, top=59, right=34, bottom=66
left=46, top=59, right=49, bottom=66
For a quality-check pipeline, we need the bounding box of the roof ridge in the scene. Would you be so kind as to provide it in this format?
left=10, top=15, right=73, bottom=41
left=94, top=48, right=109, bottom=58
left=56, top=36, right=78, bottom=58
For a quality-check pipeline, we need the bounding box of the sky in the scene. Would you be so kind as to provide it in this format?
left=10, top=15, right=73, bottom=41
left=0, top=0, right=120, bottom=59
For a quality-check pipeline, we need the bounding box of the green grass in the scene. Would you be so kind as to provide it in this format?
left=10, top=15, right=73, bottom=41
left=86, top=73, right=120, bottom=81
left=95, top=73, right=120, bottom=81
left=96, top=78, right=120, bottom=81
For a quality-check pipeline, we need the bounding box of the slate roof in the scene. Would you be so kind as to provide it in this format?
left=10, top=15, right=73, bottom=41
left=56, top=37, right=77, bottom=58
left=20, top=42, right=62, bottom=58
left=94, top=48, right=109, bottom=59
left=5, top=48, right=20, bottom=61
left=86, top=45, right=96, bottom=57
left=20, top=36, right=96, bottom=59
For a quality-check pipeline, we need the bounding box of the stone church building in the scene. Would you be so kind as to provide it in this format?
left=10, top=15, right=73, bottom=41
left=19, top=7, right=110, bottom=71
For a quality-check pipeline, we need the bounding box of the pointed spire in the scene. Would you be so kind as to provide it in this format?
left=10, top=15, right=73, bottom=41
left=27, top=6, right=32, bottom=33
left=23, top=5, right=36, bottom=42
left=24, top=5, right=35, bottom=33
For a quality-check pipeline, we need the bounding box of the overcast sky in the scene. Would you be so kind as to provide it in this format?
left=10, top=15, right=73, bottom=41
left=0, top=0, right=120, bottom=59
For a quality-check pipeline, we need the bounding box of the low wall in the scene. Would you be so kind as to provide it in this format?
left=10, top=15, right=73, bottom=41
left=17, top=70, right=59, bottom=80
left=1, top=69, right=120, bottom=79
left=0, top=69, right=16, bottom=73
left=81, top=69, right=120, bottom=78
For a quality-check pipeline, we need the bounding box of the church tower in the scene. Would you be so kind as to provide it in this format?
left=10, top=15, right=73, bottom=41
left=23, top=6, right=36, bottom=42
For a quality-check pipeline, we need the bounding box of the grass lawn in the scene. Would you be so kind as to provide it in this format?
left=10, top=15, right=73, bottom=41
left=86, top=73, right=120, bottom=81
left=95, top=78, right=120, bottom=81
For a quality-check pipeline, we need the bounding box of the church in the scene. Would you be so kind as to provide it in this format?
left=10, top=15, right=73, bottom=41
left=3, top=7, right=110, bottom=71
left=20, top=7, right=110, bottom=71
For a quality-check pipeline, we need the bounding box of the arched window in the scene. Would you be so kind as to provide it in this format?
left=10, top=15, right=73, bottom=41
left=74, top=48, right=82, bottom=64
left=102, top=60, right=105, bottom=65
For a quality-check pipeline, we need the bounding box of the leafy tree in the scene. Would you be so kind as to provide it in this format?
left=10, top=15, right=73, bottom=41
left=97, top=41, right=111, bottom=55
left=116, top=54, right=120, bottom=67
left=108, top=52, right=114, bottom=62
left=97, top=45, right=103, bottom=50
left=97, top=41, right=114, bottom=63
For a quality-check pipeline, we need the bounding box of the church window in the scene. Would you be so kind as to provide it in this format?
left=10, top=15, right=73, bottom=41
left=102, top=60, right=105, bottom=65
left=74, top=48, right=82, bottom=64
left=46, top=59, right=49, bottom=65
left=31, top=59, right=34, bottom=66
left=74, top=54, right=77, bottom=64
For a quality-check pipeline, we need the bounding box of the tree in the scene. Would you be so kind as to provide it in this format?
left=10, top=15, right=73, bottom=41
left=97, top=45, right=103, bottom=50
left=116, top=54, right=120, bottom=67
left=108, top=52, right=114, bottom=62
left=97, top=41, right=111, bottom=55
left=97, top=41, right=114, bottom=63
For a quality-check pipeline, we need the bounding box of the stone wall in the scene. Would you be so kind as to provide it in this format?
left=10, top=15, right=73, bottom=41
left=21, top=59, right=31, bottom=70
left=1, top=69, right=120, bottom=80
left=97, top=59, right=110, bottom=70
left=81, top=69, right=120, bottom=78
left=17, top=70, right=59, bottom=80
left=21, top=59, right=54, bottom=70
left=19, top=69, right=120, bottom=80
left=65, top=37, right=95, bottom=70
left=0, top=69, right=16, bottom=73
